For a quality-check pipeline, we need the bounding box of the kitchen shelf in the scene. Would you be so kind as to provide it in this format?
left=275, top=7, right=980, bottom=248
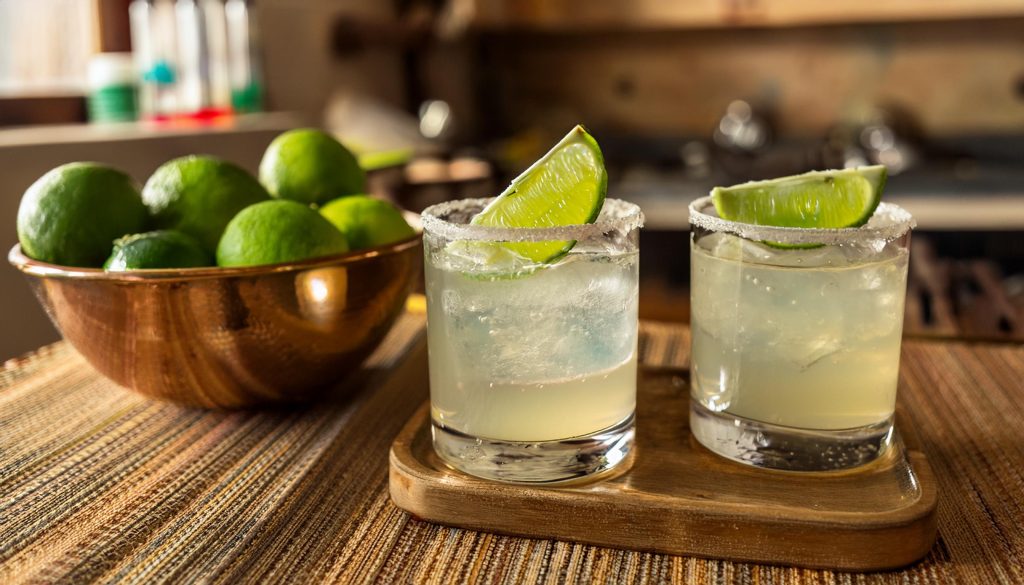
left=0, top=112, right=307, bottom=149
left=468, top=0, right=1024, bottom=31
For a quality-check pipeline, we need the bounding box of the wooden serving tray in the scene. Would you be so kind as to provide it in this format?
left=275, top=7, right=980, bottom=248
left=389, top=363, right=938, bottom=571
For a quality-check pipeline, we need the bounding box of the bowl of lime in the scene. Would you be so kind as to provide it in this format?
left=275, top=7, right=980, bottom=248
left=8, top=129, right=421, bottom=408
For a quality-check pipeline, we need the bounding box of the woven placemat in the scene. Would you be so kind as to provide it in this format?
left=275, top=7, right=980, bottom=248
left=1, top=313, right=1022, bottom=584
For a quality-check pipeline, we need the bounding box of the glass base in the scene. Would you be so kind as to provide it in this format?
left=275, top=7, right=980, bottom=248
left=431, top=414, right=635, bottom=485
left=690, top=400, right=894, bottom=472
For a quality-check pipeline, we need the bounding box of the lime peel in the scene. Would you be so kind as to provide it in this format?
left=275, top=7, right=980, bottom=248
left=689, top=198, right=913, bottom=248
left=470, top=125, right=607, bottom=264
left=711, top=166, right=886, bottom=230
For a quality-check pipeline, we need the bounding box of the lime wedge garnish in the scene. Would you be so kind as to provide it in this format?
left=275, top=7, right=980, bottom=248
left=711, top=166, right=886, bottom=229
left=471, top=125, right=607, bottom=263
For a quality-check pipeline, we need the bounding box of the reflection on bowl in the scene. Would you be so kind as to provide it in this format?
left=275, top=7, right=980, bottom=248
left=7, top=234, right=421, bottom=409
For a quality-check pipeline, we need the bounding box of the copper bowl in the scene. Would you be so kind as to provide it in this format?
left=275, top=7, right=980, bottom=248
left=7, top=234, right=421, bottom=409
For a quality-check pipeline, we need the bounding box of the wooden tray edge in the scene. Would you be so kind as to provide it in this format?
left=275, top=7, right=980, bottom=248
left=389, top=403, right=938, bottom=571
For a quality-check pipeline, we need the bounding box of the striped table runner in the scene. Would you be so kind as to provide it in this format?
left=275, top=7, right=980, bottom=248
left=1, top=312, right=1022, bottom=584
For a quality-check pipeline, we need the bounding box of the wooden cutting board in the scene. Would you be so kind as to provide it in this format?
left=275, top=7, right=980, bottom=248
left=389, top=361, right=938, bottom=571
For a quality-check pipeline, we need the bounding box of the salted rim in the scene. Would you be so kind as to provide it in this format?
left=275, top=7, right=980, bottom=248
left=420, top=198, right=644, bottom=242
left=688, top=196, right=915, bottom=245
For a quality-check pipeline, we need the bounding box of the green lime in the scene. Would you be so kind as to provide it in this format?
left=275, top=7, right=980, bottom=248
left=216, top=200, right=349, bottom=267
left=471, top=125, right=607, bottom=263
left=17, top=162, right=149, bottom=267
left=103, top=230, right=211, bottom=271
left=142, top=155, right=269, bottom=254
left=711, top=166, right=886, bottom=229
left=259, top=128, right=365, bottom=205
left=357, top=148, right=413, bottom=171
left=320, top=195, right=415, bottom=250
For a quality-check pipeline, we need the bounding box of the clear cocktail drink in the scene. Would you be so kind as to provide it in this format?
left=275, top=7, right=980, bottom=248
left=688, top=196, right=914, bottom=470
left=422, top=198, right=643, bottom=483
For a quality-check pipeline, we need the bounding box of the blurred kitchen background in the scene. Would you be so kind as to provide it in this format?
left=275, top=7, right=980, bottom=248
left=1, top=0, right=1022, bottom=359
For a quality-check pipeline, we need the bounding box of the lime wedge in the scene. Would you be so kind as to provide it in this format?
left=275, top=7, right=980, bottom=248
left=471, top=125, right=607, bottom=263
left=711, top=166, right=886, bottom=229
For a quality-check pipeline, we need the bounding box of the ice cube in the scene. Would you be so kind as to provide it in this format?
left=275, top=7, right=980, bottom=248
left=442, top=289, right=461, bottom=314
left=695, top=232, right=735, bottom=256
left=767, top=245, right=851, bottom=268
left=788, top=334, right=843, bottom=370
left=859, top=268, right=884, bottom=291
left=836, top=240, right=898, bottom=264
left=703, top=233, right=857, bottom=269
left=441, top=240, right=538, bottom=276
left=705, top=233, right=741, bottom=260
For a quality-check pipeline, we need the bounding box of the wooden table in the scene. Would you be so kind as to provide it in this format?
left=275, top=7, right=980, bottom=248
left=1, top=310, right=1022, bottom=584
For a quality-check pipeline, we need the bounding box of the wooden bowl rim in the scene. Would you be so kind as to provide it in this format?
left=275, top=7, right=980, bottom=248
left=7, top=233, right=421, bottom=283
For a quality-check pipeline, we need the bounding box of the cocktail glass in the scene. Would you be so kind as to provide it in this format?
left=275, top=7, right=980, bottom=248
left=688, top=196, right=915, bottom=471
left=421, top=198, right=644, bottom=484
